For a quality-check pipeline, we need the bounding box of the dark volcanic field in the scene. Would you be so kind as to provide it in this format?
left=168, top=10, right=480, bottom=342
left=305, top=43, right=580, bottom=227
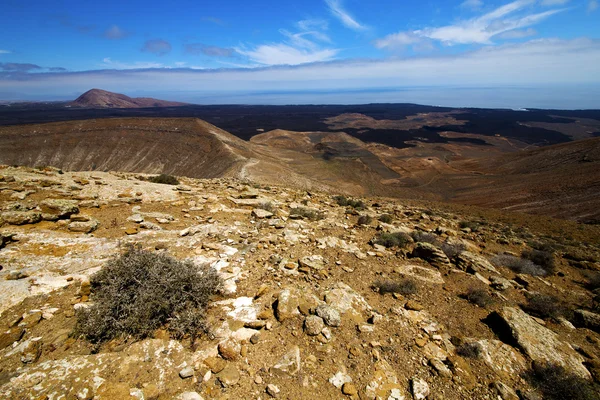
left=1, top=102, right=600, bottom=147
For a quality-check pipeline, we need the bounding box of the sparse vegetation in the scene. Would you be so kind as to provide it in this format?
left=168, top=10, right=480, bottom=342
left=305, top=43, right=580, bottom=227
left=491, top=253, right=547, bottom=276
left=459, top=220, right=480, bottom=232
left=523, top=293, right=570, bottom=320
left=524, top=362, right=599, bottom=400
left=257, top=202, right=276, bottom=213
left=148, top=173, right=180, bottom=185
left=378, top=214, right=394, bottom=224
left=289, top=207, right=324, bottom=221
left=357, top=215, right=373, bottom=225
left=333, top=195, right=365, bottom=210
left=456, top=342, right=482, bottom=358
left=74, top=245, right=221, bottom=346
left=465, top=287, right=495, bottom=308
left=522, top=249, right=556, bottom=274
left=374, top=231, right=412, bottom=248
left=439, top=242, right=466, bottom=259
left=411, top=231, right=465, bottom=259
left=373, top=278, right=418, bottom=295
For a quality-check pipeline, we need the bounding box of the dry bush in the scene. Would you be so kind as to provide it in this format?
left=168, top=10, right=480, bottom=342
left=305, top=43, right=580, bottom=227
left=459, top=220, right=480, bottom=232
left=491, top=254, right=547, bottom=276
left=148, top=174, right=180, bottom=185
left=374, top=232, right=412, bottom=248
left=465, top=287, right=495, bottom=308
left=411, top=231, right=465, bottom=259
left=439, top=242, right=466, bottom=259
left=457, top=342, right=482, bottom=358
left=523, top=293, right=570, bottom=320
left=257, top=202, right=276, bottom=213
left=74, top=245, right=221, bottom=345
left=357, top=215, right=373, bottom=225
left=373, top=279, right=418, bottom=295
left=522, top=249, right=556, bottom=274
left=289, top=207, right=324, bottom=221
left=411, top=231, right=439, bottom=245
left=524, top=361, right=599, bottom=400
left=333, top=195, right=365, bottom=210
left=378, top=214, right=394, bottom=224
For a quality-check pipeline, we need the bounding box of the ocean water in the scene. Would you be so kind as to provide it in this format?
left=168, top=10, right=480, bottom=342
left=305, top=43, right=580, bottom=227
left=176, top=85, right=600, bottom=110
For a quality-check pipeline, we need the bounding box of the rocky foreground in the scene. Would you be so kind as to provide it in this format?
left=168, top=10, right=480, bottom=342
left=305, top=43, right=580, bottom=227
left=0, top=165, right=599, bottom=399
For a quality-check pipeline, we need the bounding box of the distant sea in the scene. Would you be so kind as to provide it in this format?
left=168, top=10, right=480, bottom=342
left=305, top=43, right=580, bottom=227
left=172, top=85, right=600, bottom=110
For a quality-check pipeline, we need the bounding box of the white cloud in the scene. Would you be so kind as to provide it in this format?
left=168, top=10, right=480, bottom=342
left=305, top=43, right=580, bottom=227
left=377, top=0, right=565, bottom=48
left=236, top=44, right=338, bottom=65
left=540, top=0, right=570, bottom=5
left=496, top=27, right=537, bottom=38
left=101, top=58, right=164, bottom=69
left=460, top=0, right=484, bottom=10
left=237, top=17, right=337, bottom=65
left=589, top=0, right=598, bottom=12
left=0, top=50, right=10, bottom=54
left=325, top=0, right=367, bottom=31
left=6, top=39, right=598, bottom=100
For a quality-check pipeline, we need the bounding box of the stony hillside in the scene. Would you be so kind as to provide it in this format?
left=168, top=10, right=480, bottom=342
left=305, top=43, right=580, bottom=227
left=0, top=165, right=599, bottom=399
left=70, top=89, right=187, bottom=109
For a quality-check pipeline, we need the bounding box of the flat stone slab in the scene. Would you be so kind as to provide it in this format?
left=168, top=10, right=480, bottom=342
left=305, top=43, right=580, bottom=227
left=395, top=264, right=444, bottom=284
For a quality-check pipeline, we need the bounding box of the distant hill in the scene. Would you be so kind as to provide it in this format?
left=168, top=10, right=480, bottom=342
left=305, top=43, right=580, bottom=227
left=70, top=89, right=187, bottom=109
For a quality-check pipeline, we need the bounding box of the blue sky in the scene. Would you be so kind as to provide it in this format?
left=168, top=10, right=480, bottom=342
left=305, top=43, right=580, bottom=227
left=0, top=0, right=599, bottom=107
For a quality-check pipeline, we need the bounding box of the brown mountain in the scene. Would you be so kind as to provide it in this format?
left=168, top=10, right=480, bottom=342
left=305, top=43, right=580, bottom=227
left=0, top=117, right=599, bottom=222
left=70, top=89, right=187, bottom=109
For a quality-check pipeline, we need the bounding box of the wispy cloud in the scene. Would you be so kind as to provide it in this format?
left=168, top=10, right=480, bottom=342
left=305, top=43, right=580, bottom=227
left=53, top=15, right=96, bottom=35
left=104, top=25, right=129, bottom=40
left=589, top=0, right=598, bottom=12
left=460, top=0, right=484, bottom=10
left=185, top=43, right=236, bottom=57
left=540, top=0, right=570, bottom=5
left=0, top=63, right=42, bottom=72
left=0, top=50, right=11, bottom=54
left=237, top=17, right=337, bottom=65
left=101, top=58, right=164, bottom=69
left=325, top=0, right=367, bottom=31
left=496, top=27, right=537, bottom=39
left=141, top=39, right=172, bottom=56
left=201, top=16, right=226, bottom=26
left=376, top=0, right=563, bottom=49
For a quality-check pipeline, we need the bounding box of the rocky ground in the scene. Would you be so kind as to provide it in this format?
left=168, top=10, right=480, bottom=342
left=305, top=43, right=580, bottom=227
left=0, top=165, right=599, bottom=399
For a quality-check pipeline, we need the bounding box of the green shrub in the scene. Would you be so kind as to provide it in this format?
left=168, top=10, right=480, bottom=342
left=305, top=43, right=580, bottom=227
left=524, top=361, right=599, bottom=400
left=378, top=214, right=394, bottom=224
left=148, top=174, right=180, bottom=185
left=374, top=232, right=412, bottom=248
left=74, top=245, right=221, bottom=345
left=373, top=279, right=418, bottom=295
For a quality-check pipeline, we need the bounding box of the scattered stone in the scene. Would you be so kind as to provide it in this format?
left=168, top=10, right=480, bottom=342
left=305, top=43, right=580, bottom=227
left=490, top=275, right=512, bottom=290
left=329, top=371, right=352, bottom=388
left=275, top=288, right=302, bottom=321
left=411, top=378, right=430, bottom=400
left=252, top=208, right=273, bottom=219
left=405, top=300, right=424, bottom=311
left=176, top=392, right=204, bottom=400
left=125, top=227, right=138, bottom=235
left=204, top=356, right=227, bottom=374
left=68, top=219, right=99, bottom=233
left=6, top=270, right=29, bottom=280
left=179, top=366, right=194, bottom=379
left=492, top=382, right=519, bottom=400
left=304, top=315, right=325, bottom=336
left=574, top=309, right=600, bottom=333
left=217, top=364, right=240, bottom=387
left=299, top=255, right=325, bottom=271
left=266, top=384, right=280, bottom=397
left=238, top=189, right=259, bottom=199
left=429, top=358, right=452, bottom=378
left=270, top=345, right=301, bottom=376
left=218, top=339, right=241, bottom=361
left=342, top=382, right=358, bottom=396
left=1, top=211, right=42, bottom=225
left=40, top=199, right=79, bottom=219
left=316, top=304, right=341, bottom=327
left=411, top=242, right=451, bottom=270
left=21, top=338, right=42, bottom=363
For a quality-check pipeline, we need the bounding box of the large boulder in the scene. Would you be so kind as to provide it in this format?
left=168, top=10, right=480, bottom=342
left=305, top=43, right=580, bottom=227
left=573, top=309, right=600, bottom=333
left=489, top=307, right=590, bottom=379
left=1, top=211, right=42, bottom=225
left=411, top=242, right=451, bottom=270
left=455, top=251, right=499, bottom=274
left=40, top=199, right=79, bottom=219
